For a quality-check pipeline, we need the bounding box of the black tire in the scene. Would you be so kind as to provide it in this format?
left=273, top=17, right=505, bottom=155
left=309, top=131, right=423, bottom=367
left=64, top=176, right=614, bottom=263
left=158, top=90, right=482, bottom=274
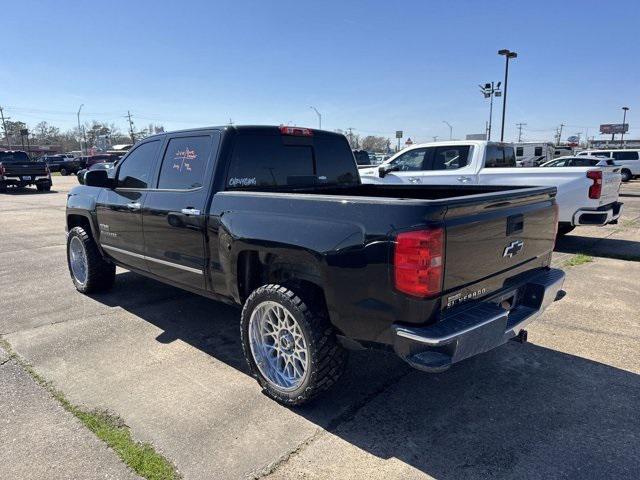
left=0, top=184, right=6, bottom=193
left=557, top=224, right=575, bottom=237
left=37, top=184, right=51, bottom=192
left=240, top=284, right=347, bottom=406
left=60, top=168, right=68, bottom=176
left=66, top=226, right=115, bottom=293
left=621, top=169, right=632, bottom=182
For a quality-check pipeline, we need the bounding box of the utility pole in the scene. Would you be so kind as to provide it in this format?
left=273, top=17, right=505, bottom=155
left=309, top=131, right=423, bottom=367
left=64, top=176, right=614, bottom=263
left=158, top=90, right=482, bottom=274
left=0, top=106, right=11, bottom=148
left=126, top=111, right=136, bottom=144
left=479, top=81, right=502, bottom=141
left=77, top=104, right=84, bottom=155
left=432, top=136, right=439, bottom=142
left=516, top=123, right=527, bottom=142
left=347, top=127, right=355, bottom=148
left=556, top=123, right=565, bottom=145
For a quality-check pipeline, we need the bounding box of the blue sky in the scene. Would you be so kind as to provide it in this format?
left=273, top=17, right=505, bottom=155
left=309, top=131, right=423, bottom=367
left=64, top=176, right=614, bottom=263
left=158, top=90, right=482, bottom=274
left=2, top=0, right=638, bottom=143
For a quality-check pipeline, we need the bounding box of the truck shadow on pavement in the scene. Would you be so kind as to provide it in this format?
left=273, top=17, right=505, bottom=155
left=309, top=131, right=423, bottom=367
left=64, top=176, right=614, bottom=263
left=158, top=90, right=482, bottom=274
left=555, top=234, right=640, bottom=261
left=92, top=271, right=640, bottom=479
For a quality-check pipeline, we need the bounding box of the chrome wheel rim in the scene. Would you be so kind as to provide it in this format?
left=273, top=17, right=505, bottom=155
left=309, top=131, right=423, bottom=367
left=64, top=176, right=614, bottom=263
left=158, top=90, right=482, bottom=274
left=69, top=236, right=88, bottom=285
left=248, top=301, right=309, bottom=392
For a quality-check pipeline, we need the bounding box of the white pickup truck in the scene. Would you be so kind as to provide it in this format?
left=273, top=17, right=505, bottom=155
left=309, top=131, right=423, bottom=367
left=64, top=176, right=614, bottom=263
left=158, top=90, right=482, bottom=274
left=359, top=141, right=623, bottom=236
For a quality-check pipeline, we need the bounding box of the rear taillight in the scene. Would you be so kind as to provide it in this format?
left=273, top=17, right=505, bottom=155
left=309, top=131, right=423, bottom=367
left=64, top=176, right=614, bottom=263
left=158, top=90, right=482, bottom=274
left=394, top=228, right=444, bottom=298
left=587, top=170, right=602, bottom=199
left=279, top=126, right=313, bottom=137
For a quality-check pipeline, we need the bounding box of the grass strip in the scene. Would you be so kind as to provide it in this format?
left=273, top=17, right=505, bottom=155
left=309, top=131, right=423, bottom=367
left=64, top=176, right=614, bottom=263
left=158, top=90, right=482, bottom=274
left=564, top=254, right=593, bottom=267
left=0, top=339, right=179, bottom=480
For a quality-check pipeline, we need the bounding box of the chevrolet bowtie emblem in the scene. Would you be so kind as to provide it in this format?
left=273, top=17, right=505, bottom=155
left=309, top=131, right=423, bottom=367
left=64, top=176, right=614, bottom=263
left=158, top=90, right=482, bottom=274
left=503, top=240, right=524, bottom=258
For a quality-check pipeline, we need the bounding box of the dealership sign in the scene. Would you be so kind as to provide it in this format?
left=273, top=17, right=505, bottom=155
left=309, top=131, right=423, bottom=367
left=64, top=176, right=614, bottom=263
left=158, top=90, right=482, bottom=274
left=600, top=123, right=629, bottom=134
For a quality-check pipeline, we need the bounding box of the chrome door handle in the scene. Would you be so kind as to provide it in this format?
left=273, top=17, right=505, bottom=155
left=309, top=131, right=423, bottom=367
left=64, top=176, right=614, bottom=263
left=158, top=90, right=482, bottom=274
left=181, top=208, right=201, bottom=216
left=126, top=202, right=141, bottom=211
left=457, top=176, right=471, bottom=183
left=408, top=177, right=422, bottom=184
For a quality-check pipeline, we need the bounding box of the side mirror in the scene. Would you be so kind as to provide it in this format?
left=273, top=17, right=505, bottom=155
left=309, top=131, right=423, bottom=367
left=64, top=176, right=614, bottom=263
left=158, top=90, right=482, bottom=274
left=84, top=169, right=113, bottom=188
left=378, top=165, right=397, bottom=178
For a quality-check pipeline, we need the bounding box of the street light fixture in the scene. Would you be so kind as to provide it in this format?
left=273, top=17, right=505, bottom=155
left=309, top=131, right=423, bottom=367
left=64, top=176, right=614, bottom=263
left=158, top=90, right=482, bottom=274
left=77, top=104, right=84, bottom=155
left=442, top=120, right=453, bottom=140
left=498, top=49, right=517, bottom=142
left=621, top=107, right=630, bottom=146
left=310, top=106, right=322, bottom=130
left=479, top=81, right=501, bottom=140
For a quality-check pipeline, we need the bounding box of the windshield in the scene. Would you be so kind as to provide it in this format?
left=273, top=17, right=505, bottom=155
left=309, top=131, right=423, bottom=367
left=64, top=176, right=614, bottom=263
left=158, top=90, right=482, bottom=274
left=0, top=151, right=30, bottom=163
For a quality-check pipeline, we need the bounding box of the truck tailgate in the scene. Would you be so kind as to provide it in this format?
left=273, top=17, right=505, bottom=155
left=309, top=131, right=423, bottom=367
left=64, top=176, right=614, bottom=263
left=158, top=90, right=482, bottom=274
left=600, top=166, right=622, bottom=206
left=442, top=188, right=556, bottom=297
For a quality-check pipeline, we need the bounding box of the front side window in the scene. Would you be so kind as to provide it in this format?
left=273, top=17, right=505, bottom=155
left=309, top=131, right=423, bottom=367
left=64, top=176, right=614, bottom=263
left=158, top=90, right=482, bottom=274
left=431, top=146, right=471, bottom=170
left=117, top=140, right=160, bottom=189
left=158, top=135, right=214, bottom=189
left=612, top=151, right=639, bottom=161
left=390, top=148, right=429, bottom=171
left=592, top=151, right=611, bottom=158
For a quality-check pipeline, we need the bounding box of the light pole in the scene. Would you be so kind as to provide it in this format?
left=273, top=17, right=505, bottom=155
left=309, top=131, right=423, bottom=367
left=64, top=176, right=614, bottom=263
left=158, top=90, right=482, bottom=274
left=498, top=49, right=517, bottom=142
left=479, top=82, right=501, bottom=141
left=442, top=121, right=453, bottom=140
left=310, top=106, right=322, bottom=129
left=621, top=107, right=629, bottom=146
left=77, top=104, right=84, bottom=155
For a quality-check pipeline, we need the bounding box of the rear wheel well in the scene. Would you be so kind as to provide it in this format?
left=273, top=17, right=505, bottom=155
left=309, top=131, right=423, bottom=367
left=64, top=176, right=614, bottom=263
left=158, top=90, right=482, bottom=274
left=237, top=250, right=328, bottom=315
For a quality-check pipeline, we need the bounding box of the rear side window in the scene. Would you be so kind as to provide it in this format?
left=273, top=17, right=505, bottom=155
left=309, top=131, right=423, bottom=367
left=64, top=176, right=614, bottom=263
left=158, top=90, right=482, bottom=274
left=592, top=151, right=611, bottom=158
left=226, top=133, right=356, bottom=188
left=612, top=151, right=639, bottom=161
left=117, top=141, right=160, bottom=189
left=158, top=135, right=214, bottom=189
left=484, top=145, right=516, bottom=168
left=430, top=146, right=471, bottom=170
left=485, top=145, right=516, bottom=168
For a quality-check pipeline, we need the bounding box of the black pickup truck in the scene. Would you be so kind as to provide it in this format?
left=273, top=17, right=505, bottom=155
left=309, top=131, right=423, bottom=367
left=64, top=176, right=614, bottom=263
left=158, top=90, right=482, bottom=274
left=0, top=150, right=52, bottom=192
left=66, top=126, right=564, bottom=405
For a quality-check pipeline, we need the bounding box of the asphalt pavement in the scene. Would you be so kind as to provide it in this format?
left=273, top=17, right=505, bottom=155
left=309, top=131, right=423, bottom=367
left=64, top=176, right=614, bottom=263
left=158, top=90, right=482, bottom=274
left=1, top=176, right=639, bottom=480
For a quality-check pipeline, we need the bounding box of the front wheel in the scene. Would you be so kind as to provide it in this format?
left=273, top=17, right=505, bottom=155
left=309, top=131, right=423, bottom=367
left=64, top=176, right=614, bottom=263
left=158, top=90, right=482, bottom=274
left=241, top=284, right=347, bottom=405
left=67, top=226, right=115, bottom=293
left=60, top=168, right=68, bottom=176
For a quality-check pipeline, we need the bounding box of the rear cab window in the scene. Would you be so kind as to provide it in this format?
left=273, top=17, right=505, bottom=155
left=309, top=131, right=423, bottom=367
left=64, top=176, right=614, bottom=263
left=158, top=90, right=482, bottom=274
left=226, top=131, right=358, bottom=189
left=0, top=151, right=30, bottom=163
left=485, top=145, right=516, bottom=168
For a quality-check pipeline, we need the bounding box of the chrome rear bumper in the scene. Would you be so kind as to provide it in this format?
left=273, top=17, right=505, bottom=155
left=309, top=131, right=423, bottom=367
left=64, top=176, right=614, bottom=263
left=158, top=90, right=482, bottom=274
left=392, top=268, right=565, bottom=372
